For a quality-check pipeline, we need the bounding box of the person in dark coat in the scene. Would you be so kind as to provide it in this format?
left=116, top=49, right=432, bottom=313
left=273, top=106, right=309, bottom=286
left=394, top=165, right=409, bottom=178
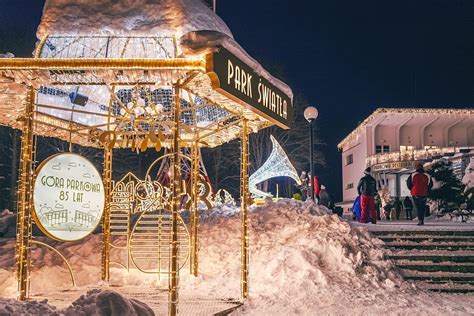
left=357, top=167, right=377, bottom=224
left=318, top=185, right=330, bottom=207
left=406, top=163, right=433, bottom=225
left=403, top=196, right=414, bottom=220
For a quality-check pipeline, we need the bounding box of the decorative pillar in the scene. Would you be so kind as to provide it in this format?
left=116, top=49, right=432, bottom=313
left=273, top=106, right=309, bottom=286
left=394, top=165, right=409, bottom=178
left=169, top=84, right=181, bottom=316
left=15, top=87, right=35, bottom=300
left=101, top=87, right=115, bottom=281
left=190, top=139, right=199, bottom=276
left=101, top=145, right=113, bottom=281
left=240, top=119, right=249, bottom=299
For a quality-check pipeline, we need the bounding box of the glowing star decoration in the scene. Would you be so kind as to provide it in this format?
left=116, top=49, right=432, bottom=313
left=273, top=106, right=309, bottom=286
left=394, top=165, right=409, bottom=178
left=32, top=153, right=105, bottom=242
left=249, top=135, right=302, bottom=197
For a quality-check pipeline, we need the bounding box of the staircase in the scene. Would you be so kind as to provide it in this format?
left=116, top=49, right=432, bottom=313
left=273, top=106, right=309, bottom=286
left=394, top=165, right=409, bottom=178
left=372, top=229, right=474, bottom=294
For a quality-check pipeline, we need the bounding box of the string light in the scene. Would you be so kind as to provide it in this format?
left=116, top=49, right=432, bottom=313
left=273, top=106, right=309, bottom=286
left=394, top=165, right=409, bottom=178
left=249, top=135, right=301, bottom=197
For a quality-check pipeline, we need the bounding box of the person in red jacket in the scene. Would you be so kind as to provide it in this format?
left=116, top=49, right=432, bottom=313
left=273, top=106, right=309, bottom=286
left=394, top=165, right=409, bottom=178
left=406, top=163, right=433, bottom=225
left=357, top=167, right=377, bottom=224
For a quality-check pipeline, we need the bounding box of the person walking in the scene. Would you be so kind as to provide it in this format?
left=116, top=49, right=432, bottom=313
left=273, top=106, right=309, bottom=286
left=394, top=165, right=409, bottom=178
left=406, top=163, right=433, bottom=225
left=357, top=167, right=377, bottom=224
left=403, top=196, right=414, bottom=220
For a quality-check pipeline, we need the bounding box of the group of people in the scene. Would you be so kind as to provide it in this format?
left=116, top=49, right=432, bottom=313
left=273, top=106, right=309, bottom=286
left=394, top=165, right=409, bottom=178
left=357, top=163, right=432, bottom=225
left=297, top=171, right=342, bottom=215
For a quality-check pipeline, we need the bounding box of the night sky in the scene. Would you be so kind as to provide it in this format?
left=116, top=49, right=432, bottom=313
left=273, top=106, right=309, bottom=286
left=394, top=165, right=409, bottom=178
left=0, top=0, right=473, bottom=200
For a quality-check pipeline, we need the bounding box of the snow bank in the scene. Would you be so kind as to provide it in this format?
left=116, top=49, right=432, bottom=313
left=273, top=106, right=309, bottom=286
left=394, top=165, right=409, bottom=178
left=0, top=289, right=154, bottom=316
left=37, top=0, right=232, bottom=39
left=0, top=298, right=58, bottom=315
left=62, top=289, right=154, bottom=316
left=1, top=199, right=473, bottom=314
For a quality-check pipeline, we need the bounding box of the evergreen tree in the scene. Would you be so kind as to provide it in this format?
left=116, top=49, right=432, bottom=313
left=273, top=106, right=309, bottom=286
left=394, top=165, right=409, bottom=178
left=427, top=159, right=465, bottom=212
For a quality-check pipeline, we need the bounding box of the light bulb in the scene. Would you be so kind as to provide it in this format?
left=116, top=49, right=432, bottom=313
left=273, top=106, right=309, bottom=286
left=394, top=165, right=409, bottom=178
left=155, top=103, right=164, bottom=112
left=137, top=98, right=146, bottom=107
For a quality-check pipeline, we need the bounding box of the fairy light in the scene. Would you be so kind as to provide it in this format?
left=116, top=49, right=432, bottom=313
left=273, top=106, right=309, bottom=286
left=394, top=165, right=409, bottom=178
left=240, top=119, right=250, bottom=300
left=249, top=135, right=301, bottom=198
left=15, top=86, right=35, bottom=301
left=0, top=30, right=296, bottom=313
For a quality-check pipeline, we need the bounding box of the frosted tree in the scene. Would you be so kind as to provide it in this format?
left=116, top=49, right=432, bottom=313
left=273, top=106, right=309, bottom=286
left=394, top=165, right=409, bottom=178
left=427, top=159, right=465, bottom=212
left=462, top=158, right=474, bottom=210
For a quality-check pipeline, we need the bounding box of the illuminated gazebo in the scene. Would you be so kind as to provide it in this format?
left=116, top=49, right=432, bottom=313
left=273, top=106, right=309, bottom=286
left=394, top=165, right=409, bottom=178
left=0, top=0, right=293, bottom=314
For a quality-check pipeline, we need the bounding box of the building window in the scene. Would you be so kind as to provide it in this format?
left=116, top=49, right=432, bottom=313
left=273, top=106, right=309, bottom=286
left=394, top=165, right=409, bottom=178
left=346, top=183, right=354, bottom=190
left=375, top=145, right=390, bottom=153
left=345, top=154, right=353, bottom=165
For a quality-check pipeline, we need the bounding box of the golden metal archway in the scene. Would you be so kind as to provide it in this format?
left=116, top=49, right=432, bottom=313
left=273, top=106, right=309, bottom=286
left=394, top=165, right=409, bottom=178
left=2, top=37, right=291, bottom=314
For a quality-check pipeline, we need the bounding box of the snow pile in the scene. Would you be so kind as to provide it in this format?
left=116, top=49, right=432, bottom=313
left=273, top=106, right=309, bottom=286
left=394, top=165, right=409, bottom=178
left=0, top=289, right=154, bottom=315
left=0, top=298, right=58, bottom=315
left=1, top=199, right=473, bottom=314
left=37, top=0, right=232, bottom=39
left=205, top=203, right=240, bottom=218
left=180, top=199, right=407, bottom=314
left=62, top=289, right=154, bottom=316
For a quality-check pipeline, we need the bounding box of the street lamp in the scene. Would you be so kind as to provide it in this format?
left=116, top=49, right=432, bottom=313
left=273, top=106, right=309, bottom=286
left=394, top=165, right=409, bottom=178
left=304, top=106, right=319, bottom=201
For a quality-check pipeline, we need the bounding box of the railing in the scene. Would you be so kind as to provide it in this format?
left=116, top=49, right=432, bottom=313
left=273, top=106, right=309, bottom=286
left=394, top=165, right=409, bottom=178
left=366, top=146, right=473, bottom=167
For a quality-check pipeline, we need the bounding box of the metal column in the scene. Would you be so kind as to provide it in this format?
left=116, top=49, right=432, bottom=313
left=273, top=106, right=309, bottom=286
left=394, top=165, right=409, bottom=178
left=101, top=87, right=114, bottom=281
left=190, top=140, right=199, bottom=276
left=169, top=84, right=181, bottom=316
left=240, top=119, right=250, bottom=299
left=15, top=87, right=35, bottom=300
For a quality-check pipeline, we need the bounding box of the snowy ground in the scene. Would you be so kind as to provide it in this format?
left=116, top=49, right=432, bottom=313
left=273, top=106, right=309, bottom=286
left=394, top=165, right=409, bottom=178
left=1, top=199, right=474, bottom=315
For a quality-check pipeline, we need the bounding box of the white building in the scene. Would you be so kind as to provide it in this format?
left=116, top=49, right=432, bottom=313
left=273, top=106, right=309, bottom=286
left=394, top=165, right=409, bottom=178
left=337, top=108, right=474, bottom=213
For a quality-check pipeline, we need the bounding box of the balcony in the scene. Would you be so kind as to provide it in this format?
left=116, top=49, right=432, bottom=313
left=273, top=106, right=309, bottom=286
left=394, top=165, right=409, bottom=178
left=366, top=146, right=473, bottom=172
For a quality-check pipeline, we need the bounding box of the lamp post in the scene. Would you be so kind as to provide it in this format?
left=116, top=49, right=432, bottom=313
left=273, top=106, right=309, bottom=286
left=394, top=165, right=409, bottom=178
left=304, top=106, right=319, bottom=201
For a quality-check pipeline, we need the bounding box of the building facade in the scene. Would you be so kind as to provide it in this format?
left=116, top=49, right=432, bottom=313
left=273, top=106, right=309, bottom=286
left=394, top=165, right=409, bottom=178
left=337, top=108, right=474, bottom=213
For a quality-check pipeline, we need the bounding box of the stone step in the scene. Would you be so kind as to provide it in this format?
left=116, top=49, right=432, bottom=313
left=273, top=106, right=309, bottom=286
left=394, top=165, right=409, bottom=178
left=371, top=230, right=474, bottom=237
left=385, top=243, right=474, bottom=251
left=388, top=254, right=474, bottom=263
left=396, top=263, right=474, bottom=273
left=379, top=236, right=474, bottom=243
left=426, top=287, right=474, bottom=294
left=404, top=276, right=474, bottom=286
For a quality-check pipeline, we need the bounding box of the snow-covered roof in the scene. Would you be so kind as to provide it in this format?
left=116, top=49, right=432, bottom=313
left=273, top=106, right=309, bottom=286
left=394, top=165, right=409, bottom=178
left=37, top=0, right=232, bottom=39
left=35, top=0, right=292, bottom=99
left=338, top=107, right=474, bottom=150
left=0, top=0, right=295, bottom=148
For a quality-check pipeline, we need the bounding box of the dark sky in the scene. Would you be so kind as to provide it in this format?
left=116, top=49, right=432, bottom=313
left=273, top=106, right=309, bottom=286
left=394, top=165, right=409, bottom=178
left=0, top=0, right=473, bottom=200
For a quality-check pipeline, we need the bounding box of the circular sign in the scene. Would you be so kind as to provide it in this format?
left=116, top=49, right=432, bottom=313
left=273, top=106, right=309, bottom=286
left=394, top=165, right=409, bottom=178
left=32, top=153, right=105, bottom=242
